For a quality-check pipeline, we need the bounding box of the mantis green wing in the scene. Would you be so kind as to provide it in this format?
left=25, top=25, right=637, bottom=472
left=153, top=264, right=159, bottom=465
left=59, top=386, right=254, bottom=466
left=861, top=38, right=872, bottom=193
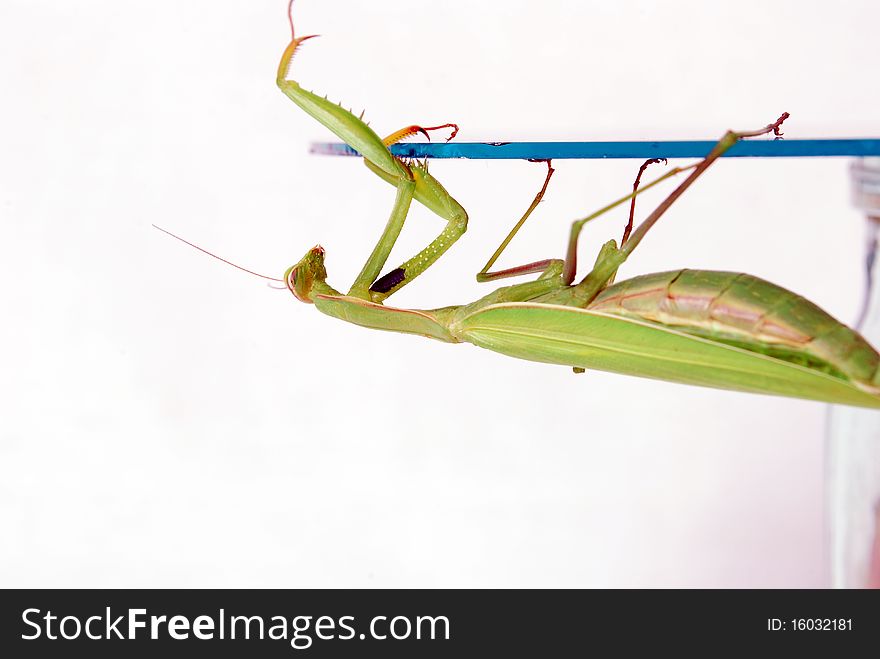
left=454, top=302, right=880, bottom=408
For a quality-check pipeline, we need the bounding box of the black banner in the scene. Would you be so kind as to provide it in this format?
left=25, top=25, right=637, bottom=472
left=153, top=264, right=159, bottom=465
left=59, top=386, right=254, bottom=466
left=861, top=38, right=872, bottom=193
left=1, top=589, right=874, bottom=656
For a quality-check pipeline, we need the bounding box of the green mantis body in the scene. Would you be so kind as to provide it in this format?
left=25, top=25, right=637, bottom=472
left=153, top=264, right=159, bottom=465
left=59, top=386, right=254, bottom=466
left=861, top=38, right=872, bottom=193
left=271, top=2, right=880, bottom=408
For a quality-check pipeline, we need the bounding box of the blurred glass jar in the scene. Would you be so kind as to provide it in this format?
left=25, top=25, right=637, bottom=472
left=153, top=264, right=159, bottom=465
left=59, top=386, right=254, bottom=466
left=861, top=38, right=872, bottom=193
left=826, top=157, right=880, bottom=588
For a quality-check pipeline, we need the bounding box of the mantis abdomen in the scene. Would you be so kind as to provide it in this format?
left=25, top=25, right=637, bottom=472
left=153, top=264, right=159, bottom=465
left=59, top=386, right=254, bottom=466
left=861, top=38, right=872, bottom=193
left=588, top=270, right=880, bottom=391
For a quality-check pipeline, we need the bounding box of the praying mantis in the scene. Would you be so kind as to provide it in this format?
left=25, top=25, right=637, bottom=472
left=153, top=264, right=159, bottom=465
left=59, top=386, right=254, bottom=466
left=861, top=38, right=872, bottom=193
left=160, top=1, right=880, bottom=408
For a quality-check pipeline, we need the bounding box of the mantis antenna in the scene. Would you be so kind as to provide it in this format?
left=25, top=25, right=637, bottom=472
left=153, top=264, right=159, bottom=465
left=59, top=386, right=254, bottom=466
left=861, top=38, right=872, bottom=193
left=152, top=224, right=284, bottom=283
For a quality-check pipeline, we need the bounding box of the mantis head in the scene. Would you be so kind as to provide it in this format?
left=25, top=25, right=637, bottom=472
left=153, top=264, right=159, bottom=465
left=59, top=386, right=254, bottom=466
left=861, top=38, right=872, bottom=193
left=284, top=246, right=328, bottom=303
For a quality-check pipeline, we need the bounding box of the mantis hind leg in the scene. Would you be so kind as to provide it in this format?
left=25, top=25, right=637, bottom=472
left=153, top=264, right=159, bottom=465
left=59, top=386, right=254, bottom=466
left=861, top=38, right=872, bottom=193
left=561, top=162, right=696, bottom=285
left=559, top=113, right=793, bottom=308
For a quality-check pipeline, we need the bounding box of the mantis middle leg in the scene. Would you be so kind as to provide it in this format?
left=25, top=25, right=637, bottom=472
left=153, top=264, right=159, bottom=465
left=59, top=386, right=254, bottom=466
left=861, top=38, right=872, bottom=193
left=474, top=160, right=696, bottom=292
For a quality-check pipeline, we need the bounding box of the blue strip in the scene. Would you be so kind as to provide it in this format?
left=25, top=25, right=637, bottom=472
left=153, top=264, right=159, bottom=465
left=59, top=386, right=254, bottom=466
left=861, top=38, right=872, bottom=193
left=310, top=139, right=880, bottom=160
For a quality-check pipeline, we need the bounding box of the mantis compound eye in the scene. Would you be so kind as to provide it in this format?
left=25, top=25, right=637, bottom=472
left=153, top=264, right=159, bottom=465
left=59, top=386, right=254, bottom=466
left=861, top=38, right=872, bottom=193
left=282, top=264, right=303, bottom=301
left=287, top=267, right=309, bottom=303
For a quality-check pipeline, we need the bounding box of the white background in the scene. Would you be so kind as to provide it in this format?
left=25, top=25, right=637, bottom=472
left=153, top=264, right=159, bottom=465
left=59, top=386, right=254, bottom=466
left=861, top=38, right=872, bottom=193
left=2, top=0, right=878, bottom=587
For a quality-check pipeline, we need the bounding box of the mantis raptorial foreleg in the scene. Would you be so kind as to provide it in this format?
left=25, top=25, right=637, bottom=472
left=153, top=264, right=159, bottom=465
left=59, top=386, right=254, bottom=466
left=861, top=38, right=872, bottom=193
left=361, top=124, right=467, bottom=301
left=347, top=175, right=416, bottom=298
left=358, top=158, right=468, bottom=302
left=276, top=2, right=469, bottom=303
left=345, top=126, right=461, bottom=300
